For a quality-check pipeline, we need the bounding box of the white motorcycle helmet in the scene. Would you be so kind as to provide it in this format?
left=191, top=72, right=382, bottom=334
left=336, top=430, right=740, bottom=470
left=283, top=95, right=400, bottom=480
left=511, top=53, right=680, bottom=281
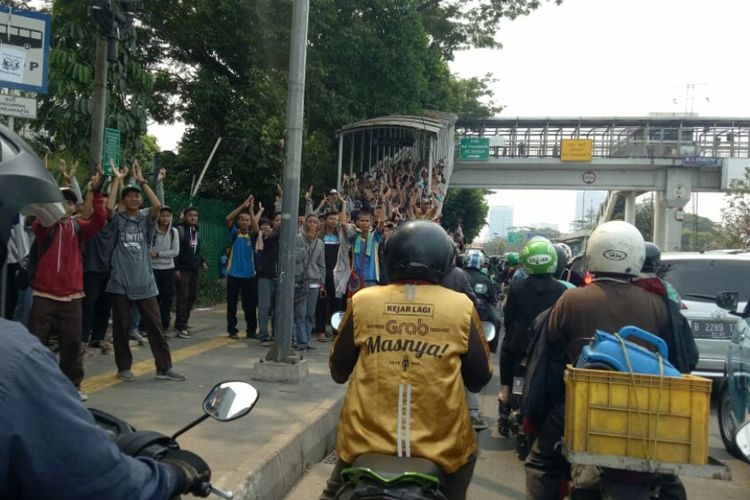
left=586, top=221, right=645, bottom=276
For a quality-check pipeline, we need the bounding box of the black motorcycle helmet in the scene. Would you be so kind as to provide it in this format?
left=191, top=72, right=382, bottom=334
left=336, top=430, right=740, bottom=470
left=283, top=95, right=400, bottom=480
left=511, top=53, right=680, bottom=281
left=384, top=220, right=454, bottom=284
left=0, top=125, right=63, bottom=268
left=553, top=245, right=568, bottom=279
left=642, top=242, right=661, bottom=274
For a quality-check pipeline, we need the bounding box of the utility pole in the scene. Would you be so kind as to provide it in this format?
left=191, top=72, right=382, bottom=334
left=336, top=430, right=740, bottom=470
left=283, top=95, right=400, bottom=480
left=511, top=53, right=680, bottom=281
left=266, top=0, right=310, bottom=363
left=90, top=34, right=108, bottom=172
left=90, top=1, right=140, bottom=173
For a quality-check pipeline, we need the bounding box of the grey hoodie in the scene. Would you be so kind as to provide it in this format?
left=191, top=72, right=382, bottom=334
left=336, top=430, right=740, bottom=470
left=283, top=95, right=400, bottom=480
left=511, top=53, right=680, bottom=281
left=295, top=232, right=325, bottom=285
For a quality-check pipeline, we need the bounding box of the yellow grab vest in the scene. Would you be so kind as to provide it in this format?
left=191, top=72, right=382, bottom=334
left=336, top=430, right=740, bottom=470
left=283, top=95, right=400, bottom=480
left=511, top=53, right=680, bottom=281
left=335, top=283, right=480, bottom=474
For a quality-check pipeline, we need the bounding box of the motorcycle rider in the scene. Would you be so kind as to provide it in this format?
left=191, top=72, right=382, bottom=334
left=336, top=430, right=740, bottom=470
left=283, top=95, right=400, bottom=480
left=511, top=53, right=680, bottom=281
left=552, top=243, right=576, bottom=289
left=323, top=220, right=493, bottom=500
left=0, top=126, right=209, bottom=499
left=500, top=252, right=521, bottom=290
left=525, top=221, right=687, bottom=500
left=498, top=238, right=566, bottom=437
left=462, top=249, right=500, bottom=353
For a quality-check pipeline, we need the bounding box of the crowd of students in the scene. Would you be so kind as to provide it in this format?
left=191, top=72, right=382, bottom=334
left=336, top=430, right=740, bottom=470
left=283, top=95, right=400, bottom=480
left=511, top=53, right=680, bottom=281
left=2, top=155, right=456, bottom=398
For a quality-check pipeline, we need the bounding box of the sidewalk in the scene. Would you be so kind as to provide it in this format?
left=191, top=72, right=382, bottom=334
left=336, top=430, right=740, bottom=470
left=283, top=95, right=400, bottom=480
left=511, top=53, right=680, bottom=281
left=79, top=305, right=346, bottom=500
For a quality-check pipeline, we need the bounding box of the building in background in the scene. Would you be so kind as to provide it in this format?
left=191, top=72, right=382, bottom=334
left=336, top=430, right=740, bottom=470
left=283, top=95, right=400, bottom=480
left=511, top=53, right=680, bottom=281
left=488, top=205, right=514, bottom=240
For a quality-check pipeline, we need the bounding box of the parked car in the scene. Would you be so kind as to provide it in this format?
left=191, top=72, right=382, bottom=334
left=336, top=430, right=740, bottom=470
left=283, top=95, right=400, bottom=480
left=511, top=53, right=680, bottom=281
left=717, top=299, right=750, bottom=459
left=659, top=252, right=750, bottom=379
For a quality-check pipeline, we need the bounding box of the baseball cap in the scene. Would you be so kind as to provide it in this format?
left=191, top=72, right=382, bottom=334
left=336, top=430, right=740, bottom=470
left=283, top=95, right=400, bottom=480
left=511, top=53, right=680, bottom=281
left=329, top=189, right=338, bottom=195
left=60, top=187, right=79, bottom=205
left=120, top=183, right=143, bottom=199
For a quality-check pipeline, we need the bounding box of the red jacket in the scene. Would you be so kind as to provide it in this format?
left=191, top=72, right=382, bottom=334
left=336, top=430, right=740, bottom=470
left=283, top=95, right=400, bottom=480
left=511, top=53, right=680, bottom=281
left=32, top=194, right=106, bottom=297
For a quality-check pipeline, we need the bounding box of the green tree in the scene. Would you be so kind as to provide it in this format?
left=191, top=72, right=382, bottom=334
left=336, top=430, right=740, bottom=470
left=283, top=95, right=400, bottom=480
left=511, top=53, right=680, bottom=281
left=484, top=237, right=506, bottom=256
left=721, top=167, right=750, bottom=249
left=635, top=201, right=653, bottom=242
left=27, top=1, right=154, bottom=164
left=440, top=188, right=489, bottom=244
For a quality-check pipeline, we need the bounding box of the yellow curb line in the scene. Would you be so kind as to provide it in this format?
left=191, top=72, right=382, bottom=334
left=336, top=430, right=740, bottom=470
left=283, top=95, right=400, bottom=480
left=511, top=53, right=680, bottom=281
left=81, top=336, right=234, bottom=394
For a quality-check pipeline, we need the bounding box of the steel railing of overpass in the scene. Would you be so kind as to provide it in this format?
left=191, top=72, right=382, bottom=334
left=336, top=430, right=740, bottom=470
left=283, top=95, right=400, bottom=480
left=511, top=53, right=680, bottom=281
left=455, top=116, right=750, bottom=160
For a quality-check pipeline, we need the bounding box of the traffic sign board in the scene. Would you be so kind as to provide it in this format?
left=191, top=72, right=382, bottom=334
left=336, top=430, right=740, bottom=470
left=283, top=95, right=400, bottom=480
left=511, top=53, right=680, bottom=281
left=102, top=128, right=120, bottom=175
left=0, top=7, right=51, bottom=94
left=0, top=94, right=35, bottom=119
left=507, top=231, right=523, bottom=244
left=460, top=137, right=490, bottom=160
left=561, top=139, right=593, bottom=161
left=582, top=171, right=597, bottom=184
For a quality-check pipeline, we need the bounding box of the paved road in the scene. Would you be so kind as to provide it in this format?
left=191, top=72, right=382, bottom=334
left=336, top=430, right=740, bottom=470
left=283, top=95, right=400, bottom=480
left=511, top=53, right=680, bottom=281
left=288, top=353, right=750, bottom=499
left=68, top=304, right=750, bottom=498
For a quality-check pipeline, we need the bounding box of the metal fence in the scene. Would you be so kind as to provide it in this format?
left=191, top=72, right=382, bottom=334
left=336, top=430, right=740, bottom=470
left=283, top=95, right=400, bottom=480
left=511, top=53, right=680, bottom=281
left=455, top=117, right=750, bottom=160
left=164, top=191, right=233, bottom=279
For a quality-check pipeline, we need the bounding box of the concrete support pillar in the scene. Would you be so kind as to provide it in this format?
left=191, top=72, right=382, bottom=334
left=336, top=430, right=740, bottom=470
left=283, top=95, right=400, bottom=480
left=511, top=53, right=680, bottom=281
left=653, top=192, right=666, bottom=249
left=664, top=211, right=684, bottom=252
left=623, top=192, right=637, bottom=225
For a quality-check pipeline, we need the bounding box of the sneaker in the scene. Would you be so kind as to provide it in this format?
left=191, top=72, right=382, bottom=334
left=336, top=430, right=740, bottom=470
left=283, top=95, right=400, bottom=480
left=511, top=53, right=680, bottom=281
left=305, top=344, right=317, bottom=351
left=228, top=333, right=239, bottom=340
left=176, top=330, right=191, bottom=339
left=78, top=390, right=89, bottom=402
left=117, top=370, right=136, bottom=383
left=316, top=334, right=329, bottom=342
left=296, top=346, right=308, bottom=353
left=89, top=340, right=112, bottom=354
left=155, top=369, right=186, bottom=381
left=129, top=329, right=146, bottom=345
left=471, top=414, right=488, bottom=431
left=260, top=339, right=270, bottom=347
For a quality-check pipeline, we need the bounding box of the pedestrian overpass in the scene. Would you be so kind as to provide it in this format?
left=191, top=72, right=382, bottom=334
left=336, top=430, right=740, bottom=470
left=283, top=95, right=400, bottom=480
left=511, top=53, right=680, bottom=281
left=335, top=114, right=750, bottom=252
left=451, top=116, right=750, bottom=251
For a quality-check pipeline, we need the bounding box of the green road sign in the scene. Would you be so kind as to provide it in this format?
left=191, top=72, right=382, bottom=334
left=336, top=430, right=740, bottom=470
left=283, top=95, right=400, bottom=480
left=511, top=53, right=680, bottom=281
left=459, top=137, right=490, bottom=160
left=507, top=231, right=523, bottom=244
left=102, top=128, right=120, bottom=175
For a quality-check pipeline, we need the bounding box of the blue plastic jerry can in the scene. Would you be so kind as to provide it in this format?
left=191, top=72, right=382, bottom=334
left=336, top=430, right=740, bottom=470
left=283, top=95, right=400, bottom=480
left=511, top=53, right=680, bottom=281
left=576, top=325, right=680, bottom=377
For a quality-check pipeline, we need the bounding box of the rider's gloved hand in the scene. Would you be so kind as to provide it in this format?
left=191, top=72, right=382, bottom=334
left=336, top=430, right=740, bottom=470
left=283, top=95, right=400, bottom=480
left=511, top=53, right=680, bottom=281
left=162, top=448, right=211, bottom=497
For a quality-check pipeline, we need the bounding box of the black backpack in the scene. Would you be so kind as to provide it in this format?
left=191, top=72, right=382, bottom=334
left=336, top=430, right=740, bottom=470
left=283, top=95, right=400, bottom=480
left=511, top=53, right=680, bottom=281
left=520, top=308, right=567, bottom=428
left=661, top=296, right=699, bottom=374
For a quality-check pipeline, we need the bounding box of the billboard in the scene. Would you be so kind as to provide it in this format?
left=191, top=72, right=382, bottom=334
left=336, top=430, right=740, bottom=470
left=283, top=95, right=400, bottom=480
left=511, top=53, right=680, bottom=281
left=0, top=7, right=51, bottom=94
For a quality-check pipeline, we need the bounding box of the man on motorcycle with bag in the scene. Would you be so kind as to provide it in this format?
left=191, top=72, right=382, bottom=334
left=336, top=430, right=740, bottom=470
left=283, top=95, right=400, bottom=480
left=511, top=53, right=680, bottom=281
left=499, top=238, right=566, bottom=438
left=524, top=221, right=689, bottom=500
left=323, top=220, right=493, bottom=500
left=0, top=126, right=210, bottom=499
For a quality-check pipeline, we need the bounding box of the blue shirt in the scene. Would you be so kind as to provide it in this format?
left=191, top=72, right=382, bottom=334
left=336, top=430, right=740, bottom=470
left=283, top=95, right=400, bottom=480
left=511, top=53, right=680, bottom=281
left=0, top=318, right=178, bottom=499
left=350, top=231, right=383, bottom=283
left=227, top=226, right=256, bottom=279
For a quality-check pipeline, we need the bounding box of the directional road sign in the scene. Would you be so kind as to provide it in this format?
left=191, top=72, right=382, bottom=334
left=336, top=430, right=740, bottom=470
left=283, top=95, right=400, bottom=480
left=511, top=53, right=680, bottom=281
left=460, top=137, right=490, bottom=160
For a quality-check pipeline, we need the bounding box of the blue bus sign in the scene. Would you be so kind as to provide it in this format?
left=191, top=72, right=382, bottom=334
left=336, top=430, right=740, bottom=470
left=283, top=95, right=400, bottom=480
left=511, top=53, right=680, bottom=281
left=0, top=7, right=51, bottom=94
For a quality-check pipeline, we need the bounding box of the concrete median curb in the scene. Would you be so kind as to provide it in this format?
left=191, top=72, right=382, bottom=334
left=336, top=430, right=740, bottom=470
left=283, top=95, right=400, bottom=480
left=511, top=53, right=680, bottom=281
left=224, top=395, right=343, bottom=500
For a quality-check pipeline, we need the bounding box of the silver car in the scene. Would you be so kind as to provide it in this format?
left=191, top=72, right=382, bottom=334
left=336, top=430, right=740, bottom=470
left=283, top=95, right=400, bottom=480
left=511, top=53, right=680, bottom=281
left=660, top=252, right=750, bottom=379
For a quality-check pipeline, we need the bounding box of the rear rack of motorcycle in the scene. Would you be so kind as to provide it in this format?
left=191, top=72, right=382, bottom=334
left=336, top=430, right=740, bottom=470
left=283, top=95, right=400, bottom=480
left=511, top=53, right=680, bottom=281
left=564, top=449, right=731, bottom=481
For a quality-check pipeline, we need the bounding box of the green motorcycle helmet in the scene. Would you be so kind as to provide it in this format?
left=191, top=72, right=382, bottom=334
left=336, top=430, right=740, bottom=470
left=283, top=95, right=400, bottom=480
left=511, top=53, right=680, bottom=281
left=520, top=238, right=558, bottom=275
left=506, top=252, right=520, bottom=266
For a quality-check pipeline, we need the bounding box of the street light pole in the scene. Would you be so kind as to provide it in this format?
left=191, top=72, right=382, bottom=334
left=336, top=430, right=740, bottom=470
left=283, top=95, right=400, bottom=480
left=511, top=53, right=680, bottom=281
left=266, top=0, right=310, bottom=363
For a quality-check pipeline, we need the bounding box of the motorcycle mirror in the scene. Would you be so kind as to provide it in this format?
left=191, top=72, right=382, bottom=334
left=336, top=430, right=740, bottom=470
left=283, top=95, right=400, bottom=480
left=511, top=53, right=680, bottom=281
left=481, top=321, right=496, bottom=343
left=735, top=421, right=750, bottom=461
left=203, top=381, right=259, bottom=422
left=330, top=312, right=345, bottom=332
left=716, top=291, right=739, bottom=312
